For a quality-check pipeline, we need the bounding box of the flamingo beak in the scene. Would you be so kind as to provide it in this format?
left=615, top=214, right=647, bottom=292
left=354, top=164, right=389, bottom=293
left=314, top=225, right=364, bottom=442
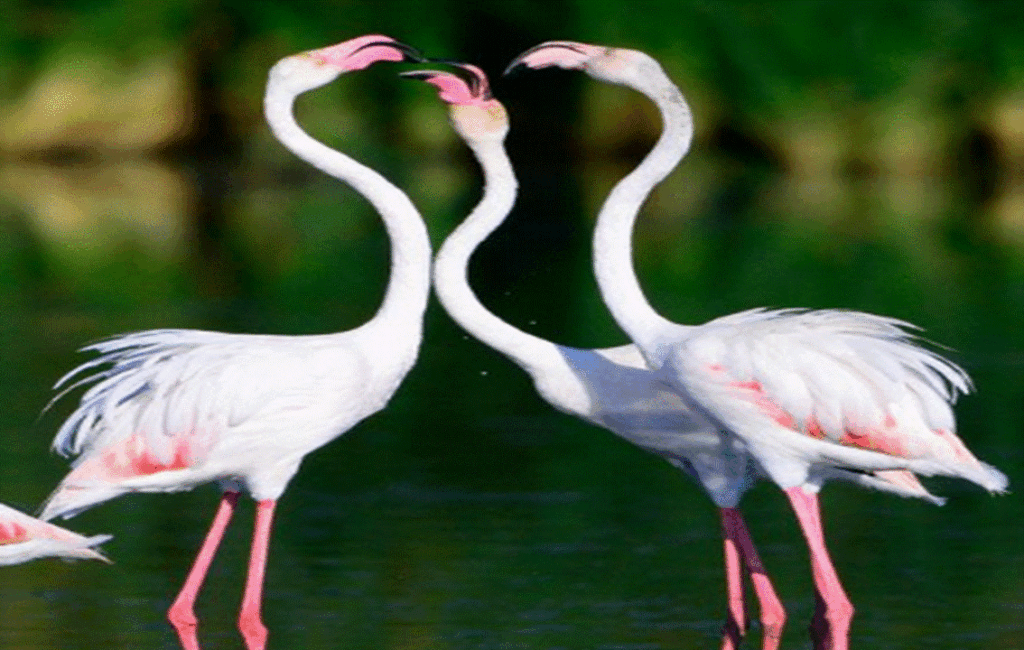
left=375, top=40, right=426, bottom=64
left=432, top=60, right=492, bottom=99
left=401, top=61, right=491, bottom=105
left=310, top=36, right=425, bottom=72
left=504, top=41, right=598, bottom=76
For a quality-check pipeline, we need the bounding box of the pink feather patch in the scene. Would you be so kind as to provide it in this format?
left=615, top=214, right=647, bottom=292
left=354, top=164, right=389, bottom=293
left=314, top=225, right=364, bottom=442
left=67, top=432, right=204, bottom=484
left=727, top=376, right=924, bottom=459
left=838, top=424, right=910, bottom=457
left=99, top=434, right=194, bottom=478
left=0, top=521, right=28, bottom=545
left=730, top=379, right=797, bottom=429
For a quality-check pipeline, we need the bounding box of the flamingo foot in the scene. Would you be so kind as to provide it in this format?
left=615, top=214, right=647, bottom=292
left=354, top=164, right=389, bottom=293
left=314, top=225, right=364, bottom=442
left=238, top=607, right=269, bottom=650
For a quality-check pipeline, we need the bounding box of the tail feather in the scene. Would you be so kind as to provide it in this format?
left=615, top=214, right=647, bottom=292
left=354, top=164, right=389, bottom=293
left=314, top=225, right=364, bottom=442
left=0, top=535, right=112, bottom=565
left=40, top=483, right=127, bottom=522
left=828, top=468, right=946, bottom=505
left=972, top=461, right=1010, bottom=494
left=873, top=469, right=947, bottom=505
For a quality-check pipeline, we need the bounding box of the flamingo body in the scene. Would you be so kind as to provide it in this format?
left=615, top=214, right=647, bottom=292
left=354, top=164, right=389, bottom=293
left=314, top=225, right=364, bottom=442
left=43, top=328, right=409, bottom=518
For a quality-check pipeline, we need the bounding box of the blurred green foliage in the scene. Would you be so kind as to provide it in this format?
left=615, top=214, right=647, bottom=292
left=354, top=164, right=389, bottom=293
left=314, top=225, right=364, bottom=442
left=0, top=0, right=1020, bottom=312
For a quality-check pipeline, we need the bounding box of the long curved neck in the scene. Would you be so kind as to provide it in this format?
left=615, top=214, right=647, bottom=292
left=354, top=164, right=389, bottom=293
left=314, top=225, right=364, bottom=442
left=592, top=69, right=694, bottom=360
left=434, top=136, right=562, bottom=373
left=264, top=82, right=431, bottom=336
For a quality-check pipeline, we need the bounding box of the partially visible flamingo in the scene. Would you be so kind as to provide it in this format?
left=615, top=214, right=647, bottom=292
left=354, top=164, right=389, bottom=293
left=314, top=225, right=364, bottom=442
left=508, top=41, right=1008, bottom=650
left=0, top=501, right=109, bottom=565
left=39, top=35, right=430, bottom=650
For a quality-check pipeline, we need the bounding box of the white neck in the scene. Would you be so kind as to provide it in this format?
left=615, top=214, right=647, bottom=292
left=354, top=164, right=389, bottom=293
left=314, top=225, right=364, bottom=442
left=433, top=136, right=562, bottom=373
left=591, top=67, right=694, bottom=362
left=264, top=81, right=431, bottom=337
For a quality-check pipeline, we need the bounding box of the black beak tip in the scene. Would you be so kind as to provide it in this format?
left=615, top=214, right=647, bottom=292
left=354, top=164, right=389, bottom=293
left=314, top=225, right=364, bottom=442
left=503, top=61, right=528, bottom=78
left=394, top=42, right=426, bottom=63
left=426, top=57, right=461, bottom=66
left=399, top=70, right=437, bottom=82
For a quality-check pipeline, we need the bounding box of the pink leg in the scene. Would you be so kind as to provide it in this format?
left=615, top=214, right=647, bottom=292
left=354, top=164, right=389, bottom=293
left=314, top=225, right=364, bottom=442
left=784, top=487, right=853, bottom=650
left=804, top=499, right=833, bottom=649
left=167, top=490, right=240, bottom=650
left=237, top=499, right=276, bottom=650
left=721, top=508, right=787, bottom=650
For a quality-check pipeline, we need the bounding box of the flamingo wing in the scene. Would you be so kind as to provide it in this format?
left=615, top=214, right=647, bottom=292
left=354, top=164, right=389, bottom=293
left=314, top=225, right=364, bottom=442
left=666, top=309, right=1006, bottom=493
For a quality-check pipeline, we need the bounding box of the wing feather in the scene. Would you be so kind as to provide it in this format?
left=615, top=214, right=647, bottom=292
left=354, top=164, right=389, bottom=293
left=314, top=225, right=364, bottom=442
left=49, top=330, right=237, bottom=460
left=668, top=309, right=1004, bottom=491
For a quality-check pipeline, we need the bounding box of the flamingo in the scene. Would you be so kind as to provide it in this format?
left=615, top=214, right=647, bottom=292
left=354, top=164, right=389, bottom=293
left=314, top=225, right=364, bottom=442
left=507, top=40, right=1008, bottom=650
left=38, top=35, right=430, bottom=650
left=406, top=61, right=781, bottom=648
left=0, top=501, right=109, bottom=565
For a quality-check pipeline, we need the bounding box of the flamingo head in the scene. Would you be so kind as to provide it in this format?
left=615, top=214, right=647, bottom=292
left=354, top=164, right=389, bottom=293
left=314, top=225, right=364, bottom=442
left=403, top=63, right=508, bottom=142
left=505, top=40, right=663, bottom=90
left=269, top=34, right=423, bottom=95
